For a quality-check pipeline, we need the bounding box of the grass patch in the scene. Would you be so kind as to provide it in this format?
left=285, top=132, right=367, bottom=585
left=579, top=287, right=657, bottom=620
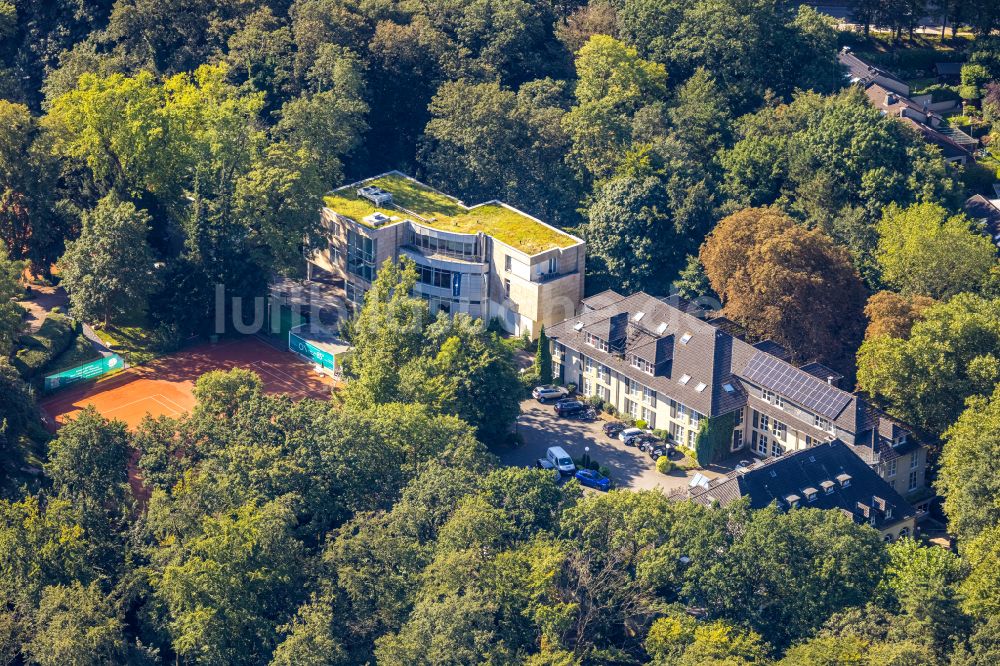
left=324, top=173, right=578, bottom=255
left=94, top=325, right=162, bottom=366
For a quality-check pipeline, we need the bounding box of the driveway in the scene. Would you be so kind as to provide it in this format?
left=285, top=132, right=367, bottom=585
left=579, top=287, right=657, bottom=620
left=500, top=399, right=708, bottom=493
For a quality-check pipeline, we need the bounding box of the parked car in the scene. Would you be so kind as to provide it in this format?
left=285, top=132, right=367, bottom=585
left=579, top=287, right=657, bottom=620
left=554, top=400, right=588, bottom=417
left=648, top=446, right=667, bottom=461
left=546, top=446, right=576, bottom=475
left=534, top=458, right=561, bottom=482
left=618, top=427, right=644, bottom=442
left=574, top=469, right=611, bottom=492
left=603, top=421, right=627, bottom=438
left=533, top=385, right=569, bottom=403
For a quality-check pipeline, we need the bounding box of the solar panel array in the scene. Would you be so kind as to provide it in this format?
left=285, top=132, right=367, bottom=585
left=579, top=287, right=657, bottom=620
left=742, top=352, right=852, bottom=419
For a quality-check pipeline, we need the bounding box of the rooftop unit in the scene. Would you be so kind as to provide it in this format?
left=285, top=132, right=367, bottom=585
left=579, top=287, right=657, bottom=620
left=357, top=185, right=393, bottom=206
left=363, top=212, right=391, bottom=227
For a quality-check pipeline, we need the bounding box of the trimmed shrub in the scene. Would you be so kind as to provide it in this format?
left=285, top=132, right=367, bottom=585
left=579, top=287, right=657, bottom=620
left=13, top=314, right=79, bottom=378
left=635, top=419, right=647, bottom=429
left=656, top=456, right=674, bottom=474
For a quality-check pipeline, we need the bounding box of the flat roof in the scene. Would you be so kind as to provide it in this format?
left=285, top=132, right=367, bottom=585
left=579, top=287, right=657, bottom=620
left=323, top=172, right=580, bottom=255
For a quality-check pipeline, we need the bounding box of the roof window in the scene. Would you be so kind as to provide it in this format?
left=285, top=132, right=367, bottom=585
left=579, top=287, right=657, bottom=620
left=634, top=311, right=645, bottom=322
left=695, top=382, right=707, bottom=392
left=680, top=332, right=692, bottom=344
left=679, top=374, right=691, bottom=385
left=723, top=383, right=735, bottom=393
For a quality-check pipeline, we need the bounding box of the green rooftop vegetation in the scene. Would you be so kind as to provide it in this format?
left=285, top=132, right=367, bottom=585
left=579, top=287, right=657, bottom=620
left=323, top=173, right=579, bottom=255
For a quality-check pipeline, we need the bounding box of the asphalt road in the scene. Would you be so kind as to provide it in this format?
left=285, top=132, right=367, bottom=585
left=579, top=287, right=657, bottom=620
left=500, top=399, right=708, bottom=493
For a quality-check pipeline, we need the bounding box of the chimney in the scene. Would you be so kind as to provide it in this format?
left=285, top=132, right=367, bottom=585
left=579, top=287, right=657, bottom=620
left=826, top=375, right=834, bottom=385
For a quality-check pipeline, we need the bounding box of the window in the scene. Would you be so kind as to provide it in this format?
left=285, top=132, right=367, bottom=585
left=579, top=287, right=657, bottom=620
left=771, top=420, right=786, bottom=441
left=734, top=409, right=744, bottom=426
left=504, top=255, right=512, bottom=272
left=504, top=278, right=511, bottom=297
left=899, top=527, right=910, bottom=539
left=411, top=229, right=478, bottom=259
left=627, top=378, right=641, bottom=397
left=548, top=256, right=558, bottom=274
left=695, top=382, right=707, bottom=392
left=759, top=414, right=770, bottom=431
left=770, top=440, right=783, bottom=457
left=908, top=470, right=919, bottom=491
left=731, top=430, right=743, bottom=450
left=756, top=434, right=769, bottom=455
left=599, top=385, right=611, bottom=402
left=813, top=414, right=833, bottom=433
left=643, top=386, right=656, bottom=406
left=774, top=395, right=785, bottom=409
left=886, top=459, right=897, bottom=478
left=762, top=388, right=776, bottom=403
left=910, top=452, right=920, bottom=469
left=642, top=407, right=656, bottom=429
left=416, top=265, right=453, bottom=290
left=346, top=230, right=377, bottom=281
left=687, top=429, right=696, bottom=447
left=583, top=356, right=594, bottom=372
left=345, top=281, right=365, bottom=308
left=630, top=355, right=654, bottom=374
left=626, top=399, right=639, bottom=418
left=680, top=332, right=692, bottom=344
left=679, top=374, right=691, bottom=385
left=723, top=383, right=735, bottom=393
left=583, top=379, right=593, bottom=395
left=670, top=422, right=683, bottom=442
left=584, top=333, right=608, bottom=352
left=669, top=399, right=678, bottom=419
left=597, top=364, right=610, bottom=382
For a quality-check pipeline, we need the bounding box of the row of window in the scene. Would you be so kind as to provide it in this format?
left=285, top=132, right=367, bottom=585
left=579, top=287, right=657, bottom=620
left=416, top=265, right=454, bottom=290
left=346, top=230, right=377, bottom=282
left=760, top=387, right=836, bottom=435
left=630, top=354, right=654, bottom=374
left=409, top=229, right=479, bottom=260
left=585, top=332, right=609, bottom=352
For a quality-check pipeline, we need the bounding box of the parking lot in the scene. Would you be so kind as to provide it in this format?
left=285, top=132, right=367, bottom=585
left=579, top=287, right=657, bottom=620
left=500, top=398, right=714, bottom=493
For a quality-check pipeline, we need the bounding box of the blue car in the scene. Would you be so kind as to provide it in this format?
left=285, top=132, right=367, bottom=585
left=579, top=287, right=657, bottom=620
left=574, top=469, right=611, bottom=492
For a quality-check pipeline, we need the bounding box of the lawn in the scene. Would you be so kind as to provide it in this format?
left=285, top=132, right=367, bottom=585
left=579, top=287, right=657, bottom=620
left=324, top=172, right=579, bottom=255
left=94, top=324, right=163, bottom=365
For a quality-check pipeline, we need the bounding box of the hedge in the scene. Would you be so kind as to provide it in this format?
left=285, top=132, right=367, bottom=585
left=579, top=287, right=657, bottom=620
left=13, top=314, right=80, bottom=378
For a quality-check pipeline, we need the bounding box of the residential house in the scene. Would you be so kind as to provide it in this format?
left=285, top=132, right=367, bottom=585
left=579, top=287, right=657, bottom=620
left=674, top=440, right=918, bottom=542
left=310, top=171, right=586, bottom=338
left=547, top=290, right=933, bottom=515
left=842, top=49, right=973, bottom=164
left=965, top=194, right=1000, bottom=250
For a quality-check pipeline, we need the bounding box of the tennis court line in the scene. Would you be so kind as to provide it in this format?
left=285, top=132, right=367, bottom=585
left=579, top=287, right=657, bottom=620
left=248, top=362, right=308, bottom=397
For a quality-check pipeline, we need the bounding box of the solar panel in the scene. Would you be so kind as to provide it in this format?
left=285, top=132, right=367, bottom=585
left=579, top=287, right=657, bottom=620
left=742, top=352, right=852, bottom=419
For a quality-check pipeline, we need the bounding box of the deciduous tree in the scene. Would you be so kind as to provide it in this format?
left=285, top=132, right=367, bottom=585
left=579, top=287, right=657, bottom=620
left=701, top=208, right=867, bottom=372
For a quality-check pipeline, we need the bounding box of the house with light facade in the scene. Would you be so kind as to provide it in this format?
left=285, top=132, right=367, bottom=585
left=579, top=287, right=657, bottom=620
left=547, top=290, right=932, bottom=515
left=308, top=172, right=585, bottom=338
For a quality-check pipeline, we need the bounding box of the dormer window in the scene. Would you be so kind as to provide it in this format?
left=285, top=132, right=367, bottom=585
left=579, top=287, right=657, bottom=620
left=784, top=494, right=801, bottom=509
left=630, top=355, right=654, bottom=374
left=821, top=480, right=836, bottom=494
left=836, top=473, right=852, bottom=488
left=894, top=433, right=908, bottom=446
left=803, top=487, right=818, bottom=502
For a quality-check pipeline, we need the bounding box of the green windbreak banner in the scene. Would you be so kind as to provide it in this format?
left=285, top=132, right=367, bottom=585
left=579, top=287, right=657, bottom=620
left=289, top=331, right=336, bottom=370
left=44, top=354, right=125, bottom=392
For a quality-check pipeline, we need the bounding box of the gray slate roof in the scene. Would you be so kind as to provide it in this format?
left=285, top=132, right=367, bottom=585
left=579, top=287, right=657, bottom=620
left=677, top=440, right=916, bottom=531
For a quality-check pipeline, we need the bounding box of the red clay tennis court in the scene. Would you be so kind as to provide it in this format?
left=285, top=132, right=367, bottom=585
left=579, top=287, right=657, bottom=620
left=40, top=337, right=335, bottom=430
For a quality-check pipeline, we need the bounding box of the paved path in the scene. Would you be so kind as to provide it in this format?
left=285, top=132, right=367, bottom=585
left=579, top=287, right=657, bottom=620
left=16, top=285, right=68, bottom=333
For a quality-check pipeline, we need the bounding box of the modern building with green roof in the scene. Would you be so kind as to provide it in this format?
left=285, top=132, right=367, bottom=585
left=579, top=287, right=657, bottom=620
left=309, top=171, right=586, bottom=338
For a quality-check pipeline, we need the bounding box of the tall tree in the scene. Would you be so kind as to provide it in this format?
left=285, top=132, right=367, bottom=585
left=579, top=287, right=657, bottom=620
left=876, top=202, right=996, bottom=299
left=563, top=35, right=668, bottom=181
left=535, top=325, right=553, bottom=385
left=58, top=194, right=158, bottom=326
left=700, top=207, right=867, bottom=372
left=857, top=294, right=1000, bottom=435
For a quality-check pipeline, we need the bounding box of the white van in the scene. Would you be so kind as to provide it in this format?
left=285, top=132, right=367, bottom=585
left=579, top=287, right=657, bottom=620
left=546, top=446, right=576, bottom=475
